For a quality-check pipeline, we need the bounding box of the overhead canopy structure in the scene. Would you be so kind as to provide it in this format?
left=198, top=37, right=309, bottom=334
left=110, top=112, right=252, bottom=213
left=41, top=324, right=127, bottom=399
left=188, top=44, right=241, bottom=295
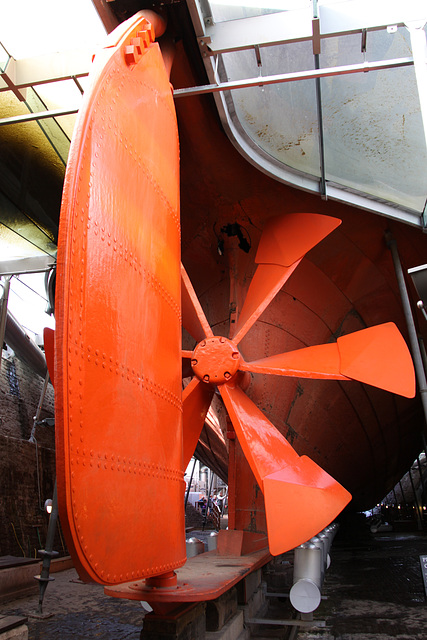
left=0, top=0, right=426, bottom=265
left=184, top=0, right=427, bottom=228
left=0, top=0, right=107, bottom=260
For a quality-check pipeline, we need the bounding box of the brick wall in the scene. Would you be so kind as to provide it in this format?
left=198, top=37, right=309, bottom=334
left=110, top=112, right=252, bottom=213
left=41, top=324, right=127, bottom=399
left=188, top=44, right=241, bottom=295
left=0, top=352, right=66, bottom=557
left=1, top=352, right=55, bottom=444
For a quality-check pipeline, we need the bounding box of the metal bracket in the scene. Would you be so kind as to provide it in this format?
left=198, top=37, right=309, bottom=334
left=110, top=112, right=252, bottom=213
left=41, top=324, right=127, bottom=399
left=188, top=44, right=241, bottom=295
left=198, top=35, right=212, bottom=58
left=1, top=57, right=27, bottom=101
left=312, top=18, right=321, bottom=55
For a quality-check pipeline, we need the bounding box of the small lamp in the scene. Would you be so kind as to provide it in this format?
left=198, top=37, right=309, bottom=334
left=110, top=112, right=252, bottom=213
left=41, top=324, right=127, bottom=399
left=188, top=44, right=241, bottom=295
left=44, top=499, right=53, bottom=514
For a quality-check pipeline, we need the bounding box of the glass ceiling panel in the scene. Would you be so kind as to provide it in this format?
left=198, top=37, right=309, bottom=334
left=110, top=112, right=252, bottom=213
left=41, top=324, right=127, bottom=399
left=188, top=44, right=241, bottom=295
left=321, top=27, right=427, bottom=212
left=209, top=1, right=427, bottom=218
left=35, top=79, right=83, bottom=140
left=0, top=0, right=106, bottom=172
left=0, top=192, right=57, bottom=259
left=26, top=86, right=71, bottom=164
left=0, top=0, right=107, bottom=265
left=232, top=79, right=321, bottom=176
left=209, top=0, right=310, bottom=24
left=1, top=0, right=105, bottom=59
left=224, top=40, right=321, bottom=176
left=0, top=42, right=9, bottom=73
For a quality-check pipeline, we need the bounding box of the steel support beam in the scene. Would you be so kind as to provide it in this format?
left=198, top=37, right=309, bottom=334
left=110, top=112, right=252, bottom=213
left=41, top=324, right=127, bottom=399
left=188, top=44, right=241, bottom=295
left=0, top=255, right=56, bottom=277
left=0, top=107, right=79, bottom=126
left=173, top=56, right=414, bottom=98
left=0, top=48, right=91, bottom=92
left=386, top=232, right=427, bottom=436
left=0, top=277, right=11, bottom=371
left=0, top=58, right=414, bottom=126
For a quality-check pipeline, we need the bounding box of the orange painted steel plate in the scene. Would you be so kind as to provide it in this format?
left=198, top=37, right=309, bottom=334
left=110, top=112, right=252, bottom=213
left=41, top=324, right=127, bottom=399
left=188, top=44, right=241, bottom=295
left=43, top=328, right=55, bottom=386
left=255, top=213, right=341, bottom=267
left=181, top=264, right=213, bottom=341
left=232, top=261, right=301, bottom=344
left=233, top=213, right=341, bottom=344
left=182, top=377, right=214, bottom=468
left=55, top=13, right=185, bottom=585
left=264, top=458, right=350, bottom=555
left=220, top=383, right=351, bottom=555
left=337, top=322, right=415, bottom=398
left=105, top=548, right=271, bottom=602
left=241, top=343, right=349, bottom=380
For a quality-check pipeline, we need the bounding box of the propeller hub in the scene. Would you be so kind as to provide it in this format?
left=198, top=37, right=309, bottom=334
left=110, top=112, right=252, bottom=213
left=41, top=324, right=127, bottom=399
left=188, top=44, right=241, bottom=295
left=191, top=337, right=241, bottom=385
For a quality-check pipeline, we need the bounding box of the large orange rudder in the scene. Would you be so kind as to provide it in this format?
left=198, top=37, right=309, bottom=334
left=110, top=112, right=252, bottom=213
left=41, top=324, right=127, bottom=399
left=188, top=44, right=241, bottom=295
left=55, top=12, right=185, bottom=585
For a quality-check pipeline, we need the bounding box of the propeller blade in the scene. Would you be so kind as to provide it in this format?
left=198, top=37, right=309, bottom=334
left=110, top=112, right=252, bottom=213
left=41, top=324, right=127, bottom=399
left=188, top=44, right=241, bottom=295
left=182, top=377, right=215, bottom=469
left=337, top=322, right=415, bottom=398
left=219, top=383, right=351, bottom=555
left=240, top=343, right=349, bottom=380
left=232, top=262, right=301, bottom=344
left=232, top=213, right=341, bottom=344
left=241, top=323, right=415, bottom=397
left=182, top=350, right=194, bottom=378
left=181, top=264, right=213, bottom=342
left=256, top=213, right=342, bottom=267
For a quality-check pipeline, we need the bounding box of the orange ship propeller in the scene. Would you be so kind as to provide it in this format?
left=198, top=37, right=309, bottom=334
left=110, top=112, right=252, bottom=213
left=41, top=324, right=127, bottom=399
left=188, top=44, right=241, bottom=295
left=182, top=212, right=416, bottom=555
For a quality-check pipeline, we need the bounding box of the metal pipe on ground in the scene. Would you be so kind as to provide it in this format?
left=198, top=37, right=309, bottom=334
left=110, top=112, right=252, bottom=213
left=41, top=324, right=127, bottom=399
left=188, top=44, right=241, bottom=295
left=186, top=537, right=205, bottom=558
left=290, top=523, right=339, bottom=614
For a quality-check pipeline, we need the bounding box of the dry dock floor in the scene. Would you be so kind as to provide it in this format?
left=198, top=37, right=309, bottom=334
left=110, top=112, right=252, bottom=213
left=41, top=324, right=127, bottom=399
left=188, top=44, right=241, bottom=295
left=259, top=528, right=427, bottom=640
left=1, top=528, right=426, bottom=639
left=295, top=529, right=427, bottom=640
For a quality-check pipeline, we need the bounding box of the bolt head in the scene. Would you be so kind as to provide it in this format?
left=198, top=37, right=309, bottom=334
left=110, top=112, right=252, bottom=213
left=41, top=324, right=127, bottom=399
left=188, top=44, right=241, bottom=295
left=125, top=45, right=141, bottom=66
